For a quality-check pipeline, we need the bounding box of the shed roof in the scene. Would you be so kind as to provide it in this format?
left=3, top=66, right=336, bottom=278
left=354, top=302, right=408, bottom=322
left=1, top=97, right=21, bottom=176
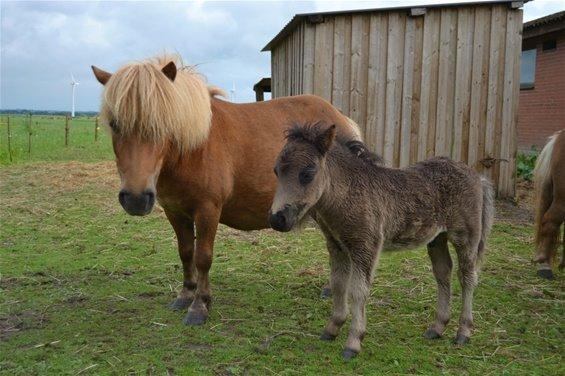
left=262, top=0, right=528, bottom=51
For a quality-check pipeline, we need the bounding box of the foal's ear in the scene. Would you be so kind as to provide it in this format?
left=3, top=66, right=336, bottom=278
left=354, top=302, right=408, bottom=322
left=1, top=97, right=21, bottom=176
left=91, top=66, right=112, bottom=85
left=161, top=61, right=177, bottom=82
left=314, top=124, right=337, bottom=155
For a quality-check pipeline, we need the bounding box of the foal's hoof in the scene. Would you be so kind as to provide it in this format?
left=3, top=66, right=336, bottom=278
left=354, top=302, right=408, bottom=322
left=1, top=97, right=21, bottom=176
left=453, top=334, right=470, bottom=345
left=183, top=310, right=208, bottom=326
left=168, top=297, right=192, bottom=311
left=320, top=287, right=332, bottom=299
left=537, top=268, right=554, bottom=280
left=342, top=347, right=359, bottom=361
left=320, top=331, right=337, bottom=341
left=423, top=328, right=442, bottom=340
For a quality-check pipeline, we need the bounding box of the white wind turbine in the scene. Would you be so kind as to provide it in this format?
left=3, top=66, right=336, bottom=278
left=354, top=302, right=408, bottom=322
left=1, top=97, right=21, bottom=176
left=70, top=73, right=79, bottom=117
left=230, top=81, right=236, bottom=102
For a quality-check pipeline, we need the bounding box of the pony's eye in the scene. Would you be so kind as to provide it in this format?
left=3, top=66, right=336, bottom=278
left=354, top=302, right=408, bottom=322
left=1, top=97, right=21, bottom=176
left=109, top=121, right=118, bottom=132
left=299, top=166, right=316, bottom=186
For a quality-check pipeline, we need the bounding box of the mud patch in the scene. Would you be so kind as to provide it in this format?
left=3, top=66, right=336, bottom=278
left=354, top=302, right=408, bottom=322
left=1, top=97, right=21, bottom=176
left=63, top=295, right=89, bottom=306
left=495, top=179, right=535, bottom=225
left=0, top=310, right=49, bottom=341
left=138, top=291, right=162, bottom=299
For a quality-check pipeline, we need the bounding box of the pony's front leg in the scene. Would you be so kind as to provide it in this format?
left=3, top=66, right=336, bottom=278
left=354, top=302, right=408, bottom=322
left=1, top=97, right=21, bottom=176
left=183, top=205, right=221, bottom=326
left=165, top=212, right=197, bottom=310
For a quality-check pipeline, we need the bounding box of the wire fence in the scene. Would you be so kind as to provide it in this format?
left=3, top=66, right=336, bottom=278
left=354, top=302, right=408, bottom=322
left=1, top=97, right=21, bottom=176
left=0, top=114, right=113, bottom=165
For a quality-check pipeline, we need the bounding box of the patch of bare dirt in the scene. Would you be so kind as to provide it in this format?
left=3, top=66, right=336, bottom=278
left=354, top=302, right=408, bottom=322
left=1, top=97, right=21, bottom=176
left=495, top=179, right=535, bottom=225
left=2, top=161, right=537, bottom=226
left=0, top=310, right=49, bottom=341
left=30, top=161, right=118, bottom=191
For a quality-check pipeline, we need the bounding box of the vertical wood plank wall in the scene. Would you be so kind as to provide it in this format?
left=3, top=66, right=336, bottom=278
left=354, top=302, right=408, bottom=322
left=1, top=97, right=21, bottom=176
left=270, top=4, right=522, bottom=197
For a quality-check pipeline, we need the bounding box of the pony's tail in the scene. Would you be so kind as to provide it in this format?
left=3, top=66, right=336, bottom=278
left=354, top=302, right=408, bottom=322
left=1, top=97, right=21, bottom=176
left=208, top=86, right=228, bottom=98
left=477, top=176, right=495, bottom=267
left=533, top=134, right=557, bottom=263
left=344, top=116, right=363, bottom=142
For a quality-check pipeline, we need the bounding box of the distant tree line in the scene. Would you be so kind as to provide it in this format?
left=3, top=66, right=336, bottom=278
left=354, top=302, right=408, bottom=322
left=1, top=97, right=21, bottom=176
left=0, top=109, right=99, bottom=117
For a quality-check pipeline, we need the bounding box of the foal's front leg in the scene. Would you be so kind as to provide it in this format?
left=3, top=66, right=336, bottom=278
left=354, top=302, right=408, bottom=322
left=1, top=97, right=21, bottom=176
left=165, top=212, right=197, bottom=310
left=320, top=237, right=351, bottom=340
left=343, top=242, right=381, bottom=360
left=183, top=204, right=221, bottom=325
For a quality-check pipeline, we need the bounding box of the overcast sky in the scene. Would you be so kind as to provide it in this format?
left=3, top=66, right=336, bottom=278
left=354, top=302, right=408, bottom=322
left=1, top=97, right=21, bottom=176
left=1, top=0, right=564, bottom=111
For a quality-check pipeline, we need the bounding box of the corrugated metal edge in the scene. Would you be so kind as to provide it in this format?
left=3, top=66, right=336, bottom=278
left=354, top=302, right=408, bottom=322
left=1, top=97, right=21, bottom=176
left=523, top=10, right=565, bottom=30
left=261, top=0, right=529, bottom=51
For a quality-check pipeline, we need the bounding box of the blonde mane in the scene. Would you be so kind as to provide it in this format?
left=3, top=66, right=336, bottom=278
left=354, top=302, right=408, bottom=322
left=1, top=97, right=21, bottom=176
left=99, top=54, right=225, bottom=151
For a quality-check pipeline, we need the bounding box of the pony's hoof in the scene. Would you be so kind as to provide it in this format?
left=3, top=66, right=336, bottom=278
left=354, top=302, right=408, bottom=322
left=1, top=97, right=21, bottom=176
left=168, top=297, right=192, bottom=311
left=342, top=347, right=359, bottom=361
left=537, top=269, right=554, bottom=280
left=183, top=310, right=208, bottom=326
left=423, top=328, right=442, bottom=339
left=453, top=334, right=470, bottom=345
left=320, top=331, right=336, bottom=341
left=320, top=287, right=332, bottom=299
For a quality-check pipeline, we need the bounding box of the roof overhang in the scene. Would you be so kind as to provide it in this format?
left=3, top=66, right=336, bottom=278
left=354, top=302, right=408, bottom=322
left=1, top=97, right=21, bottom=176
left=523, top=10, right=565, bottom=39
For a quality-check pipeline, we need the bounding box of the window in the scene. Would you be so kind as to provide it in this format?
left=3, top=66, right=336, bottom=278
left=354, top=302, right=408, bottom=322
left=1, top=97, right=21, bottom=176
left=542, top=39, right=556, bottom=51
left=520, top=49, right=536, bottom=89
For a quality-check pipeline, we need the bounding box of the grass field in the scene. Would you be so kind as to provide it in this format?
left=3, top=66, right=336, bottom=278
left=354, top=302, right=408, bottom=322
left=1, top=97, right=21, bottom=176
left=0, top=115, right=113, bottom=165
left=0, top=118, right=563, bottom=375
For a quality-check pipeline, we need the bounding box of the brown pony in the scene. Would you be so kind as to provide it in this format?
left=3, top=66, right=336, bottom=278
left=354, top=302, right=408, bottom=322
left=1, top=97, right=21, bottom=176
left=533, top=129, right=565, bottom=280
left=91, top=54, right=361, bottom=325
left=269, top=123, right=494, bottom=359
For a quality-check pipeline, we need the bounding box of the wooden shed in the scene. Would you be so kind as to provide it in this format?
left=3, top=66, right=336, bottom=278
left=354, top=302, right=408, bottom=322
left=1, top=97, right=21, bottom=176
left=262, top=1, right=525, bottom=197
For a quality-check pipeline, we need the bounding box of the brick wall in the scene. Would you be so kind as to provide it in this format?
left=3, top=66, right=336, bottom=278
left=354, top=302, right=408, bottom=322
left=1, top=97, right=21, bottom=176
left=517, top=32, right=565, bottom=151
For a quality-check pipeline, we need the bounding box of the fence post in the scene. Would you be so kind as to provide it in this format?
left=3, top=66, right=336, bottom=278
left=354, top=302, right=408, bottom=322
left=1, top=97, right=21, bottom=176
left=65, top=115, right=69, bottom=147
left=94, top=117, right=99, bottom=142
left=28, top=113, right=32, bottom=156
left=6, top=116, right=12, bottom=162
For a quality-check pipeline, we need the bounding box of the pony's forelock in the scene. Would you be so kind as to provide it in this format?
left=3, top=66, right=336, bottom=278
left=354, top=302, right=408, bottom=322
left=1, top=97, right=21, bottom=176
left=99, top=54, right=217, bottom=152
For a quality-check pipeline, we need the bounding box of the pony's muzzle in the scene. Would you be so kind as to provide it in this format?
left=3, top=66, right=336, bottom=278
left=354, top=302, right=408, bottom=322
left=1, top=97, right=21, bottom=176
left=269, top=204, right=295, bottom=232
left=118, top=189, right=155, bottom=216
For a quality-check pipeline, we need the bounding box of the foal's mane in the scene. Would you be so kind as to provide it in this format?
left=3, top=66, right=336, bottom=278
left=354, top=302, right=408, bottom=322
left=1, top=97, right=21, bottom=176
left=286, top=123, right=383, bottom=166
left=100, top=54, right=226, bottom=151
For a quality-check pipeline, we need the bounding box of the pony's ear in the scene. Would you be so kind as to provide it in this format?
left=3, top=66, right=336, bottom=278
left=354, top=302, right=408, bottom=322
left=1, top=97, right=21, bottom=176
left=91, top=66, right=112, bottom=85
left=161, top=61, right=177, bottom=82
left=315, top=124, right=336, bottom=155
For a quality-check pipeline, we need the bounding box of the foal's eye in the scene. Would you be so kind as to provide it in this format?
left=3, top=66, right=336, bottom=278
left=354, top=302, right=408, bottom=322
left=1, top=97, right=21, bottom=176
left=298, top=166, right=316, bottom=186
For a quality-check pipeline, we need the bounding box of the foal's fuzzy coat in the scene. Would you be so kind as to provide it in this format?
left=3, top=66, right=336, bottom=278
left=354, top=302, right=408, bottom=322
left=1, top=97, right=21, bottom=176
left=269, top=124, right=494, bottom=359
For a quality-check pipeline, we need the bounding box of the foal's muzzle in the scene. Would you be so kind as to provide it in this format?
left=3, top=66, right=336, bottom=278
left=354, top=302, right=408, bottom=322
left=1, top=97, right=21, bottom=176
left=269, top=204, right=297, bottom=232
left=118, top=189, right=155, bottom=216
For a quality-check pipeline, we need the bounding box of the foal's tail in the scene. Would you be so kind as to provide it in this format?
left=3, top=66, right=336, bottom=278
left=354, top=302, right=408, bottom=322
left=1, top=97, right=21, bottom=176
left=477, top=176, right=495, bottom=266
left=533, top=133, right=557, bottom=262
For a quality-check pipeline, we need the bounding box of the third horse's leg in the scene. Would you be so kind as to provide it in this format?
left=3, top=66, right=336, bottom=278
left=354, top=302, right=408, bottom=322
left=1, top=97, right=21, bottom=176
left=535, top=203, right=565, bottom=279
left=166, top=212, right=196, bottom=310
